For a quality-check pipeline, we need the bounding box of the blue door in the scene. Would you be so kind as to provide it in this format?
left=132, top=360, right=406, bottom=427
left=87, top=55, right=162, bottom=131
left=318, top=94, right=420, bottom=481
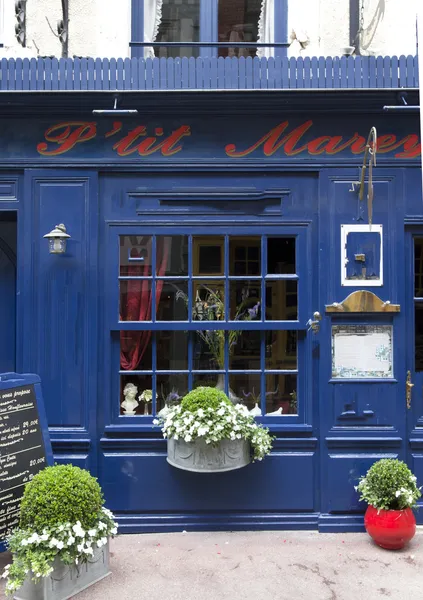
left=406, top=230, right=423, bottom=521
left=0, top=215, right=17, bottom=373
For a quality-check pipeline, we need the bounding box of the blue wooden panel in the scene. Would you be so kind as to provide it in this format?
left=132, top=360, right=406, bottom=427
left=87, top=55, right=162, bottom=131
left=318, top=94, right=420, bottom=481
left=332, top=383, right=397, bottom=427
left=100, top=451, right=317, bottom=513
left=326, top=454, right=397, bottom=513
left=21, top=171, right=99, bottom=444
left=0, top=220, right=16, bottom=373
left=345, top=231, right=381, bottom=281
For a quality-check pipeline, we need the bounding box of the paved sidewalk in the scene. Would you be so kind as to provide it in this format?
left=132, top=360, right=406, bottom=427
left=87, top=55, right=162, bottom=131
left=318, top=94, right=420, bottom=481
left=0, top=530, right=422, bottom=600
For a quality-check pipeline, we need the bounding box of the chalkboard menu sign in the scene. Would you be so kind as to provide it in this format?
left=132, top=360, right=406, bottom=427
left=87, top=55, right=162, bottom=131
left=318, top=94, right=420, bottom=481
left=0, top=373, right=53, bottom=552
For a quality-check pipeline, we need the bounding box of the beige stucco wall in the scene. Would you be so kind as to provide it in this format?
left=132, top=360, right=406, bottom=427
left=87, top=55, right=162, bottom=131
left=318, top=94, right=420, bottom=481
left=0, top=0, right=418, bottom=59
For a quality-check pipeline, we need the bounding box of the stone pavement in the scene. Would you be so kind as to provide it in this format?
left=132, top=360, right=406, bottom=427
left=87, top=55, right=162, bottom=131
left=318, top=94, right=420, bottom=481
left=0, top=530, right=422, bottom=600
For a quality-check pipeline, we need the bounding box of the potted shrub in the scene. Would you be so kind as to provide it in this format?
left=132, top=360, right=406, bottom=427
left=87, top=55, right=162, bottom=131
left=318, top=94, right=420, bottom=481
left=356, top=458, right=421, bottom=550
left=2, top=464, right=118, bottom=599
left=154, top=386, right=274, bottom=473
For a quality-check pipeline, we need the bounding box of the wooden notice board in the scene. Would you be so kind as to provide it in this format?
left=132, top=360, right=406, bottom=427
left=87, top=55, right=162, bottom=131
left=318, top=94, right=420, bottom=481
left=0, top=373, right=53, bottom=552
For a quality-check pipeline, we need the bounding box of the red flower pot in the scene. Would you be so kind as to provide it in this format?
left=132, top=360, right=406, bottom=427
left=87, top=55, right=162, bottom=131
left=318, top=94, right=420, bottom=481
left=364, top=505, right=416, bottom=550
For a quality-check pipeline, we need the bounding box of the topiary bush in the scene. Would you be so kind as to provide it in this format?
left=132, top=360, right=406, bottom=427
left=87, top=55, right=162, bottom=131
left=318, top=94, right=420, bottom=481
left=180, top=386, right=232, bottom=413
left=19, top=464, right=104, bottom=532
left=356, top=459, right=421, bottom=511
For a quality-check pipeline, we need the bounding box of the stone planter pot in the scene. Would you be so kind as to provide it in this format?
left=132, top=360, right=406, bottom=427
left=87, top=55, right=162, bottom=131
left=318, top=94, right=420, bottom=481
left=167, top=437, right=250, bottom=472
left=14, top=541, right=111, bottom=600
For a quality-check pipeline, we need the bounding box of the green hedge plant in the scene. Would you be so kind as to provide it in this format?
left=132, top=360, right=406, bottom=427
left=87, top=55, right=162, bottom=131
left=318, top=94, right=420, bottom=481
left=356, top=459, right=421, bottom=511
left=154, top=386, right=274, bottom=461
left=2, top=465, right=118, bottom=596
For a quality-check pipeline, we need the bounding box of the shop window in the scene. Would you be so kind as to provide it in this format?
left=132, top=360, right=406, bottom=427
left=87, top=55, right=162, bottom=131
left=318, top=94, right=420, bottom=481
left=415, top=238, right=423, bottom=371
left=117, top=233, right=301, bottom=418
left=134, top=0, right=277, bottom=58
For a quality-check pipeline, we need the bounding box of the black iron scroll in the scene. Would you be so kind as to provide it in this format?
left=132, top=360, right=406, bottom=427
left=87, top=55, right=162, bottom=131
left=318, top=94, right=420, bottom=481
left=358, top=126, right=377, bottom=228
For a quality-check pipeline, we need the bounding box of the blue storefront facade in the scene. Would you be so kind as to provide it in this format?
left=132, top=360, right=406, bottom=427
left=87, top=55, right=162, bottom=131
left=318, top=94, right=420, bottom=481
left=0, top=56, right=421, bottom=532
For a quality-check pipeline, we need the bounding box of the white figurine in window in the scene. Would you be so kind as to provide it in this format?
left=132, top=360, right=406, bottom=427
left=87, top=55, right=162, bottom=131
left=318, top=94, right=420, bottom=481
left=121, top=383, right=139, bottom=415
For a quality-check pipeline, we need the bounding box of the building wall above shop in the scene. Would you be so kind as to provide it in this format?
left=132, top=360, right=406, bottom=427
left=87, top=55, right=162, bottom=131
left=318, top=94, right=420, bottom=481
left=0, top=0, right=418, bottom=61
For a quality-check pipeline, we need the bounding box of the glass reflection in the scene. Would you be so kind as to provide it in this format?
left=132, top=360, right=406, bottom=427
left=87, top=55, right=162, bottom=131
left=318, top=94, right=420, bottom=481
left=120, top=280, right=152, bottom=321
left=229, top=374, right=261, bottom=412
left=193, top=236, right=224, bottom=275
left=192, top=281, right=225, bottom=321
left=415, top=304, right=423, bottom=371
left=265, top=331, right=297, bottom=370
left=156, top=281, right=188, bottom=321
left=156, top=236, right=188, bottom=276
left=156, top=374, right=187, bottom=414
left=229, top=331, right=260, bottom=370
left=218, top=0, right=262, bottom=58
left=120, top=331, right=152, bottom=371
left=156, top=331, right=188, bottom=371
left=265, top=374, right=297, bottom=415
left=415, top=238, right=423, bottom=297
left=230, top=236, right=261, bottom=275
left=267, top=237, right=296, bottom=274
left=266, top=280, right=298, bottom=320
left=120, top=374, right=152, bottom=416
left=230, top=280, right=261, bottom=320
left=120, top=235, right=152, bottom=276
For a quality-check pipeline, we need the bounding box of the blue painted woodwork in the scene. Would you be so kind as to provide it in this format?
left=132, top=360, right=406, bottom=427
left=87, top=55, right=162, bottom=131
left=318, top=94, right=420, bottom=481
left=345, top=231, right=381, bottom=281
left=0, top=56, right=418, bottom=91
left=0, top=86, right=420, bottom=531
left=0, top=218, right=16, bottom=373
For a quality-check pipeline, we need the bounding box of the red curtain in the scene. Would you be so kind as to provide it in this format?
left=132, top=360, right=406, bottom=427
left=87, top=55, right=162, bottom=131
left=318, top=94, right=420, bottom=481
left=120, top=238, right=170, bottom=370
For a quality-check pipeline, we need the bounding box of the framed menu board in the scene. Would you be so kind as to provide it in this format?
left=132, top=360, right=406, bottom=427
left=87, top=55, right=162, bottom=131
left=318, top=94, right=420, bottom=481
left=0, top=373, right=53, bottom=552
left=332, top=325, right=393, bottom=379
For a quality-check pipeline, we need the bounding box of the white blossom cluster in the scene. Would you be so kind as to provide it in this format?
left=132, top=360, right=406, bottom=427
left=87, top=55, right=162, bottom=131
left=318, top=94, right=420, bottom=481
left=2, top=507, right=118, bottom=595
left=154, top=401, right=273, bottom=461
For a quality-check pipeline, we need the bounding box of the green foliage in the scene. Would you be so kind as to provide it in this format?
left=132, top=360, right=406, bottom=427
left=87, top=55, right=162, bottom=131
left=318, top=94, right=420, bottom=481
left=3, top=465, right=118, bottom=596
left=180, top=386, right=232, bottom=413
left=19, top=464, right=104, bottom=532
left=155, top=387, right=274, bottom=461
left=356, top=459, right=421, bottom=511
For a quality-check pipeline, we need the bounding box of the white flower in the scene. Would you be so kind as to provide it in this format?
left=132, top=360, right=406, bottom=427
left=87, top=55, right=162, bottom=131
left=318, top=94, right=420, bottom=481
left=111, top=527, right=118, bottom=535
left=67, top=535, right=75, bottom=545
left=21, top=538, right=29, bottom=546
left=152, top=419, right=159, bottom=426
left=98, top=522, right=107, bottom=531
left=58, top=525, right=64, bottom=532
left=27, top=533, right=41, bottom=544
left=88, top=529, right=97, bottom=537
left=197, top=408, right=205, bottom=417
left=97, top=539, right=105, bottom=547
left=83, top=547, right=94, bottom=555
left=49, top=538, right=59, bottom=548
left=40, top=533, right=49, bottom=541
left=77, top=543, right=84, bottom=553
left=184, top=434, right=192, bottom=442
left=56, top=541, right=64, bottom=550
left=395, top=490, right=402, bottom=498
left=217, top=408, right=225, bottom=416
left=410, top=475, right=417, bottom=482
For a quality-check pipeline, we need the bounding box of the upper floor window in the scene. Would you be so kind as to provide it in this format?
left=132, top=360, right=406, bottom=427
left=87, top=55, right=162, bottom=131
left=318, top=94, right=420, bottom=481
left=139, top=0, right=276, bottom=58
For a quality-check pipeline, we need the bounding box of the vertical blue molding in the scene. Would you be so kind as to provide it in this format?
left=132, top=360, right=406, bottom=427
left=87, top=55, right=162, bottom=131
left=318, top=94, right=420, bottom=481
left=131, top=0, right=143, bottom=58
left=275, top=0, right=288, bottom=58
left=200, top=0, right=217, bottom=58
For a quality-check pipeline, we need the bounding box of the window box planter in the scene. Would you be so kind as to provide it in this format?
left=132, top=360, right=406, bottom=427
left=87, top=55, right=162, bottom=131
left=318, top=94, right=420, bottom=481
left=14, top=541, right=111, bottom=600
left=167, top=437, right=250, bottom=473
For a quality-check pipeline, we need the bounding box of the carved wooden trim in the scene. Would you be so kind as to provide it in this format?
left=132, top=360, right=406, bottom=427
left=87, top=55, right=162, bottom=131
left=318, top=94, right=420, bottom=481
left=326, top=291, right=400, bottom=313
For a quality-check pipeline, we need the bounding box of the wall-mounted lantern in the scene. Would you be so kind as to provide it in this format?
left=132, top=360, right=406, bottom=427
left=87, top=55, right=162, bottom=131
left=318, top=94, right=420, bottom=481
left=43, top=224, right=70, bottom=255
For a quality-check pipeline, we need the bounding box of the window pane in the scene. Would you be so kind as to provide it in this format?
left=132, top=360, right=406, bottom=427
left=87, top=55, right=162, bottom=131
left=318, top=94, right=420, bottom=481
left=156, top=281, right=188, bottom=321
left=266, top=331, right=297, bottom=370
left=120, top=375, right=152, bottom=416
left=193, top=331, right=224, bottom=370
left=120, top=331, right=152, bottom=370
left=230, top=236, right=261, bottom=275
left=415, top=304, right=423, bottom=371
left=266, top=374, right=297, bottom=416
left=229, top=331, right=261, bottom=370
left=266, top=281, right=298, bottom=320
left=267, top=237, right=296, bottom=274
left=157, top=331, right=188, bottom=370
left=229, top=374, right=261, bottom=411
left=152, top=0, right=200, bottom=58
left=415, top=238, right=423, bottom=297
left=192, top=281, right=225, bottom=321
left=157, top=236, right=188, bottom=276
left=120, top=235, right=152, bottom=276
left=193, top=236, right=224, bottom=275
left=230, top=280, right=261, bottom=320
left=218, top=0, right=262, bottom=58
left=193, top=373, right=221, bottom=389
left=120, top=280, right=152, bottom=321
left=157, top=374, right=187, bottom=413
